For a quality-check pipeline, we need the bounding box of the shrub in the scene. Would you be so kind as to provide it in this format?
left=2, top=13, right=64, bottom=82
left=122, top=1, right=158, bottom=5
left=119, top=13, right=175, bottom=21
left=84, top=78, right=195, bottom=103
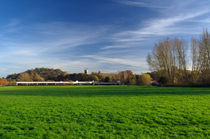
left=137, top=74, right=152, bottom=85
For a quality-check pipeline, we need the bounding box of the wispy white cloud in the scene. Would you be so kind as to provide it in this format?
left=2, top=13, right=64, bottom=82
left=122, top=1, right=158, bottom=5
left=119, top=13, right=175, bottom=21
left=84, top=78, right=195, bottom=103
left=0, top=22, right=110, bottom=76
left=82, top=55, right=147, bottom=69
left=101, top=41, right=143, bottom=49
left=117, top=0, right=167, bottom=9
left=114, top=10, right=209, bottom=42
left=100, top=10, right=209, bottom=52
left=112, top=0, right=210, bottom=45
left=0, top=22, right=108, bottom=56
left=101, top=45, right=130, bottom=49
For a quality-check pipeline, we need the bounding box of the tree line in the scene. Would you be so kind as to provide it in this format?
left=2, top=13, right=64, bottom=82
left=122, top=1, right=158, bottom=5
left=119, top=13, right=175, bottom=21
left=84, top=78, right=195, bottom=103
left=147, top=29, right=210, bottom=86
left=2, top=68, right=152, bottom=86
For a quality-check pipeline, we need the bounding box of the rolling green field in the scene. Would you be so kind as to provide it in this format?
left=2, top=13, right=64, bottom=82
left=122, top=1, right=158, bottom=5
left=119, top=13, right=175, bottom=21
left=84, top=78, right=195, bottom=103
left=0, top=86, right=210, bottom=138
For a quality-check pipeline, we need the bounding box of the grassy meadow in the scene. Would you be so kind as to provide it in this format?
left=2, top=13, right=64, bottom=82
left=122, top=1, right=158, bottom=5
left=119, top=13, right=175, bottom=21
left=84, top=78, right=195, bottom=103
left=0, top=86, right=209, bottom=138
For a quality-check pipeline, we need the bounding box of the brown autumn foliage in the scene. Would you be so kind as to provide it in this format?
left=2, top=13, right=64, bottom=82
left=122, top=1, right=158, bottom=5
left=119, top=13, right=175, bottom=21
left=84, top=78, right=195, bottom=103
left=0, top=78, right=9, bottom=86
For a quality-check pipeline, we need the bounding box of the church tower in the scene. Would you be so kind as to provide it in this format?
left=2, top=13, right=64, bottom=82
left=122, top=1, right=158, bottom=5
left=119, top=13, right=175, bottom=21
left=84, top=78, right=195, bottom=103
left=84, top=68, right=88, bottom=74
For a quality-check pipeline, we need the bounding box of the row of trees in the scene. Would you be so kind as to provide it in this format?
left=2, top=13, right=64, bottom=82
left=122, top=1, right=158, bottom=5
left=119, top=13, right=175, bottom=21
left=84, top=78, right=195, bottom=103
left=147, top=30, right=210, bottom=86
left=6, top=68, right=152, bottom=85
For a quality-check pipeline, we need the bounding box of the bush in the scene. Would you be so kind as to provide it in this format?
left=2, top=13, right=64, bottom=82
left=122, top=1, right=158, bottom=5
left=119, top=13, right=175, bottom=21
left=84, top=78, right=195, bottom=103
left=104, top=77, right=111, bottom=82
left=137, top=74, right=152, bottom=85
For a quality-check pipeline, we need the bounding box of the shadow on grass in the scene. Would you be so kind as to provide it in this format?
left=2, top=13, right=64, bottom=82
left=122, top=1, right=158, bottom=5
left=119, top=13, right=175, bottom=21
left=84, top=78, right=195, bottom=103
left=0, top=86, right=209, bottom=97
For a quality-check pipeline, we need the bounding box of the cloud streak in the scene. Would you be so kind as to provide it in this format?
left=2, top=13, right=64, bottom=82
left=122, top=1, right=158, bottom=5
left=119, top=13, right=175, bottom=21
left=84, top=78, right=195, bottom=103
left=81, top=55, right=147, bottom=71
left=1, top=22, right=108, bottom=56
left=114, top=10, right=209, bottom=42
left=117, top=0, right=167, bottom=9
left=0, top=22, right=110, bottom=76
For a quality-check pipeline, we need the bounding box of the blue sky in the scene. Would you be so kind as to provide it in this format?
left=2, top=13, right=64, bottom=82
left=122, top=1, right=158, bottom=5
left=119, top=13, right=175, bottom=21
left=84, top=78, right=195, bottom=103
left=0, top=0, right=210, bottom=76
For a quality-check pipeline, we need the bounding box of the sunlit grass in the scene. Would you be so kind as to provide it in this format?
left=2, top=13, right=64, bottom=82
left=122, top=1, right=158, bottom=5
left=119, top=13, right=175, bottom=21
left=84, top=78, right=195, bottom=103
left=0, top=86, right=209, bottom=138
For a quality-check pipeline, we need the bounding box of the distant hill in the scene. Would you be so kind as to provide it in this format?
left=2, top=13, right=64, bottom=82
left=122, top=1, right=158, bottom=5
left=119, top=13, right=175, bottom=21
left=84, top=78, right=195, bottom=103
left=6, top=68, right=99, bottom=82
left=7, top=68, right=68, bottom=81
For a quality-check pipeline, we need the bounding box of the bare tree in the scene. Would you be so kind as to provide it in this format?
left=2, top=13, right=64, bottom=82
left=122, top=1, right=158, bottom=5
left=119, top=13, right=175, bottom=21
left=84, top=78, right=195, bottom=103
left=191, top=38, right=198, bottom=71
left=147, top=29, right=210, bottom=86
left=197, top=30, right=210, bottom=83
left=173, top=38, right=187, bottom=81
left=147, top=38, right=188, bottom=84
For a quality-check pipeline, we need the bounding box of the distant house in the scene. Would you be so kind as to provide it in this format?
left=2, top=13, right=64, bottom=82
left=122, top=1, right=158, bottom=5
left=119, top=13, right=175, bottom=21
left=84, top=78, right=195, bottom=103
left=151, top=80, right=160, bottom=86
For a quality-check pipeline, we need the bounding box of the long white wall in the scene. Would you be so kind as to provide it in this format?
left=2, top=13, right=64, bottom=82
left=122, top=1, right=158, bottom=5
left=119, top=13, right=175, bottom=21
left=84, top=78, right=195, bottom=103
left=16, top=81, right=94, bottom=85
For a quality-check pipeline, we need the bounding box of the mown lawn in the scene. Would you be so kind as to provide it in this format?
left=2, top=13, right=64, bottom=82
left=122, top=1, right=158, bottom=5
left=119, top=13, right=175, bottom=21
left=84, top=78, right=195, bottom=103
left=0, top=86, right=209, bottom=138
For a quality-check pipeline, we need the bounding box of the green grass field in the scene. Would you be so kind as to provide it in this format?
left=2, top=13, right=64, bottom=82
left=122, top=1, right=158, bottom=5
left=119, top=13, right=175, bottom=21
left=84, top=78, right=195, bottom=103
left=0, top=86, right=209, bottom=138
